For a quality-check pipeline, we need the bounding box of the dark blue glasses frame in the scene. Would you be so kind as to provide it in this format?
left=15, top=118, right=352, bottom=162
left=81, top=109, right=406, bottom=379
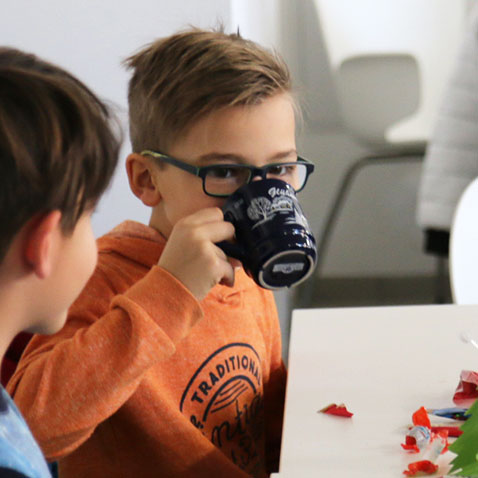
left=141, top=149, right=314, bottom=197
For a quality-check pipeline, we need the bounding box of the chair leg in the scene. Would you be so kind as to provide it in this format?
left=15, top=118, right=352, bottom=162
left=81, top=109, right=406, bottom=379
left=434, top=256, right=449, bottom=304
left=298, top=151, right=424, bottom=308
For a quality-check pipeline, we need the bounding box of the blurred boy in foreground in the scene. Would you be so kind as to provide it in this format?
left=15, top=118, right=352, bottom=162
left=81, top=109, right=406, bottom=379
left=0, top=47, right=120, bottom=477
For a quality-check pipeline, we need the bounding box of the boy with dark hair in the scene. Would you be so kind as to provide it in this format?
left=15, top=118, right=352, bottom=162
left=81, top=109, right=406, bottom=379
left=0, top=47, right=120, bottom=477
left=9, top=28, right=314, bottom=478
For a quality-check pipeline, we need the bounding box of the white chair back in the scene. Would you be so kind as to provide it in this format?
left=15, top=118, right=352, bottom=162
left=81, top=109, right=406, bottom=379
left=336, top=54, right=420, bottom=147
left=450, top=176, right=478, bottom=304
left=314, top=0, right=466, bottom=143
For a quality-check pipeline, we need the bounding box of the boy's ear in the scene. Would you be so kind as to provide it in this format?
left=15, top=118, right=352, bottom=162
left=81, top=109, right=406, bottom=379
left=23, top=210, right=62, bottom=279
left=126, top=153, right=162, bottom=207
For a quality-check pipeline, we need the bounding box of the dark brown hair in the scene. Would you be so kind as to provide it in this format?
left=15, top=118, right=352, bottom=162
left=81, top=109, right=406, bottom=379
left=124, top=27, right=293, bottom=153
left=0, top=48, right=121, bottom=261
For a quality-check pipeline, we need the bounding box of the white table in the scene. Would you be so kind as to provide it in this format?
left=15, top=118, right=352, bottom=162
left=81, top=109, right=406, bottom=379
left=275, top=304, right=478, bottom=477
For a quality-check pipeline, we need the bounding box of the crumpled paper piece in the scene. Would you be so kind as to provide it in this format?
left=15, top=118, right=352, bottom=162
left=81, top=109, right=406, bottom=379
left=319, top=403, right=353, bottom=417
left=403, top=460, right=438, bottom=476
left=402, top=407, right=448, bottom=476
left=453, top=370, right=478, bottom=407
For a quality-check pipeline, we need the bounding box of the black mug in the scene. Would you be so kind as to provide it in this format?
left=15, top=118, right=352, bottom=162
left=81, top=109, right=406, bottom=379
left=217, top=178, right=317, bottom=289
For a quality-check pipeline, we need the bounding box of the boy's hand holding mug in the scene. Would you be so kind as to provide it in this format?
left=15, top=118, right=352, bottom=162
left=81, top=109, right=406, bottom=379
left=158, top=207, right=237, bottom=301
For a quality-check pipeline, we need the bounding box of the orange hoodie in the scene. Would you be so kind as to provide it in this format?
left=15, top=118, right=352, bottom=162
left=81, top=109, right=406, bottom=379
left=7, top=221, right=287, bottom=478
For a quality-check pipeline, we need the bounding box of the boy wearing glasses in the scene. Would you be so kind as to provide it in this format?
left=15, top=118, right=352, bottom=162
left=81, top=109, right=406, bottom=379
left=8, top=28, right=314, bottom=478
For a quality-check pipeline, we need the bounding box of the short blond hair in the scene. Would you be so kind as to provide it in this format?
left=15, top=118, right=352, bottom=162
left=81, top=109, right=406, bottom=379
left=124, top=27, right=293, bottom=152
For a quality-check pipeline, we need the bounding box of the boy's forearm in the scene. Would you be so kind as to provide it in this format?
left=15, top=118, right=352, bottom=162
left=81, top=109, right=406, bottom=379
left=7, top=265, right=203, bottom=460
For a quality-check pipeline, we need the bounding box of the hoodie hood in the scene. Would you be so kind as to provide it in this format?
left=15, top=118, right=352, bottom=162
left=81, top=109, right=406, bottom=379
left=97, top=220, right=166, bottom=269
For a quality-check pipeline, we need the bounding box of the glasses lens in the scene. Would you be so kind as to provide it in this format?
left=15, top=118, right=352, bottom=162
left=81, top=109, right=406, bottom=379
left=266, top=163, right=308, bottom=191
left=204, top=166, right=251, bottom=196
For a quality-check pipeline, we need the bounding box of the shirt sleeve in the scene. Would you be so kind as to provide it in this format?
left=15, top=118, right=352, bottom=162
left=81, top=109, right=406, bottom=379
left=7, top=264, right=203, bottom=461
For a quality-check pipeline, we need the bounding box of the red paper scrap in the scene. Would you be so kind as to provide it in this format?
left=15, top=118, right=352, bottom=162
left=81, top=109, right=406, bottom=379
left=402, top=409, right=452, bottom=455
left=412, top=407, right=431, bottom=428
left=401, top=426, right=432, bottom=453
left=319, top=403, right=353, bottom=417
left=403, top=460, right=438, bottom=476
left=430, top=426, right=462, bottom=438
left=401, top=435, right=420, bottom=453
left=453, top=370, right=478, bottom=406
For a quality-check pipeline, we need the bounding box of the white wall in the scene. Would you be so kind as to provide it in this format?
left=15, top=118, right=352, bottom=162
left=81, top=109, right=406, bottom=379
left=1, top=0, right=232, bottom=237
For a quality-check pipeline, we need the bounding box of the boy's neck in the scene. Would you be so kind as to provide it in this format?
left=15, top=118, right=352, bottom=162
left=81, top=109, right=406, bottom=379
left=149, top=208, right=170, bottom=240
left=0, top=260, right=35, bottom=367
left=0, top=289, right=24, bottom=366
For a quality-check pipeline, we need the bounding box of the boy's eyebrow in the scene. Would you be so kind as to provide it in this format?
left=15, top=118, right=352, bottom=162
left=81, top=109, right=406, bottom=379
left=197, top=153, right=247, bottom=164
left=269, top=149, right=298, bottom=161
left=197, top=149, right=298, bottom=165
